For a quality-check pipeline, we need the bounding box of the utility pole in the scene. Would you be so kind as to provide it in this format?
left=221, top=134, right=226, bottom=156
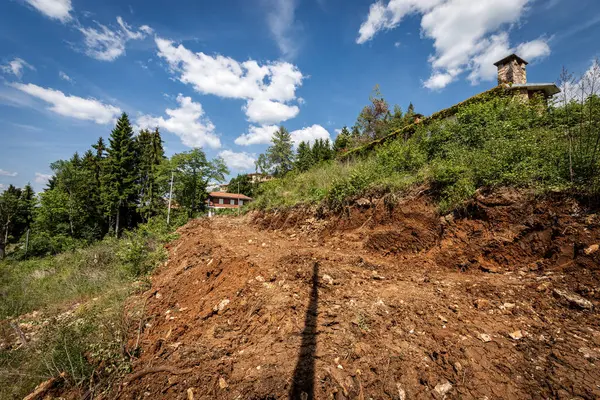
left=167, top=170, right=174, bottom=225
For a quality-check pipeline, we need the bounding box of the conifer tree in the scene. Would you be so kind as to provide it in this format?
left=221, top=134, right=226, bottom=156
left=333, top=126, right=351, bottom=154
left=136, top=128, right=165, bottom=220
left=102, top=113, right=138, bottom=237
left=266, top=126, right=294, bottom=177
left=295, top=141, right=314, bottom=172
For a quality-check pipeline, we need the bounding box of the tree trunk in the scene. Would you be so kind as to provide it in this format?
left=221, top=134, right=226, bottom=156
left=0, top=241, right=5, bottom=260
left=115, top=200, right=121, bottom=238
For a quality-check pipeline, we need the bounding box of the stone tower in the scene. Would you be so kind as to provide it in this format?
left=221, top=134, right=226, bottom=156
left=494, top=54, right=528, bottom=85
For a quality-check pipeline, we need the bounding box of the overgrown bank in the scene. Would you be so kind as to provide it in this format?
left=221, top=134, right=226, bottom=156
left=251, top=91, right=600, bottom=213
left=0, top=216, right=184, bottom=399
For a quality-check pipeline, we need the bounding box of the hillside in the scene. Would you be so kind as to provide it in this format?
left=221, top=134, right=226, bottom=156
left=110, top=188, right=599, bottom=399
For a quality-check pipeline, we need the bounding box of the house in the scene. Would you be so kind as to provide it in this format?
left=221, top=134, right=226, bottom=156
left=494, top=54, right=560, bottom=100
left=207, top=192, right=253, bottom=216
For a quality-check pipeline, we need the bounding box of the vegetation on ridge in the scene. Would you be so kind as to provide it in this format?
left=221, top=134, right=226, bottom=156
left=251, top=62, right=600, bottom=213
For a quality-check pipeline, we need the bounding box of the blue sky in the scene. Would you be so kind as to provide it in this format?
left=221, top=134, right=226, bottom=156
left=1, top=0, right=599, bottom=191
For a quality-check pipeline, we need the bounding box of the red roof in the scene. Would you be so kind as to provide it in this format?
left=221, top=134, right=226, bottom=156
left=208, top=192, right=253, bottom=201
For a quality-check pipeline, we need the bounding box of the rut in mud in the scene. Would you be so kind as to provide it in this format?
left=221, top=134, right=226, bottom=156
left=115, top=189, right=600, bottom=399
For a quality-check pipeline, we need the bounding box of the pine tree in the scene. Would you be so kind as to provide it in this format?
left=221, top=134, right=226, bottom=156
left=102, top=113, right=139, bottom=236
left=136, top=128, right=165, bottom=220
left=333, top=126, right=351, bottom=154
left=295, top=141, right=314, bottom=172
left=266, top=126, right=294, bottom=177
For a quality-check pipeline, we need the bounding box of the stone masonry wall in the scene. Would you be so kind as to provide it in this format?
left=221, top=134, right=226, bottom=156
left=497, top=59, right=527, bottom=85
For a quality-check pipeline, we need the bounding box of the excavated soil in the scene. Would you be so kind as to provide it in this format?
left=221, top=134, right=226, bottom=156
left=114, top=189, right=600, bottom=400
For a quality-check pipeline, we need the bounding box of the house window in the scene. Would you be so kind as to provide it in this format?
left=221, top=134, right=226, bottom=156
left=219, top=198, right=224, bottom=205
left=230, top=199, right=235, bottom=205
left=239, top=200, right=244, bottom=206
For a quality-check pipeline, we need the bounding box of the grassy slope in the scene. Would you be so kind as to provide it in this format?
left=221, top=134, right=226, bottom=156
left=252, top=96, right=575, bottom=213
left=0, top=217, right=182, bottom=399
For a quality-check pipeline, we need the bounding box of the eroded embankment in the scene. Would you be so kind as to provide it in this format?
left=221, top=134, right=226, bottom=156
left=113, top=189, right=600, bottom=399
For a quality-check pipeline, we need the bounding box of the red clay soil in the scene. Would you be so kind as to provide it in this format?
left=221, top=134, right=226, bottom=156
left=113, top=188, right=600, bottom=400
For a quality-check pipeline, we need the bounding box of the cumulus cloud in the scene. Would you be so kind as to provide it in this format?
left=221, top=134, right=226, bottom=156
left=218, top=150, right=257, bottom=171
left=136, top=94, right=221, bottom=149
left=265, top=0, right=300, bottom=59
left=11, top=83, right=121, bottom=124
left=35, top=172, right=52, bottom=184
left=357, top=0, right=550, bottom=89
left=290, top=124, right=331, bottom=146
left=155, top=37, right=304, bottom=125
left=244, top=98, right=299, bottom=125
left=516, top=39, right=551, bottom=61
left=78, top=17, right=153, bottom=61
left=235, top=125, right=279, bottom=146
left=0, top=169, right=18, bottom=177
left=558, top=59, right=600, bottom=103
left=1, top=58, right=35, bottom=78
left=23, top=0, right=72, bottom=22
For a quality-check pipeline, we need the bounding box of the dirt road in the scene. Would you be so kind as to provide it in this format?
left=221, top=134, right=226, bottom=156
left=116, top=189, right=600, bottom=399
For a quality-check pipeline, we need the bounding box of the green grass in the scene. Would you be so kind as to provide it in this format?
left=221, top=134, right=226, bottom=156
left=0, top=215, right=184, bottom=399
left=252, top=95, right=585, bottom=214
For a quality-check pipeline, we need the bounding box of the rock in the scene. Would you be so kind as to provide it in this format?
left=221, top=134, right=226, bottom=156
left=509, top=330, right=523, bottom=340
left=474, top=299, right=490, bottom=310
left=218, top=377, right=228, bottom=389
left=584, top=244, right=599, bottom=255
left=501, top=303, right=515, bottom=310
left=396, top=383, right=406, bottom=400
left=434, top=381, right=453, bottom=397
left=255, top=275, right=265, bottom=282
left=478, top=333, right=492, bottom=343
left=248, top=239, right=253, bottom=244
left=537, top=282, right=551, bottom=292
left=187, top=388, right=194, bottom=400
left=155, top=292, right=162, bottom=299
left=262, top=242, right=267, bottom=247
left=553, top=289, right=593, bottom=310
left=323, top=274, right=334, bottom=285
left=214, top=299, right=230, bottom=312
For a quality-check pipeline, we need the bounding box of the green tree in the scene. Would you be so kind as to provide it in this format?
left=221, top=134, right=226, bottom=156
left=102, top=113, right=139, bottom=236
left=356, top=85, right=390, bottom=141
left=170, top=149, right=229, bottom=218
left=266, top=126, right=294, bottom=177
left=333, top=126, right=351, bottom=154
left=0, top=186, right=21, bottom=259
left=295, top=141, right=314, bottom=172
left=228, top=174, right=254, bottom=197
left=136, top=128, right=165, bottom=220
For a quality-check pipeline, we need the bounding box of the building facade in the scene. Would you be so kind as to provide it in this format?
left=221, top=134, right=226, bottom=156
left=206, top=192, right=253, bottom=216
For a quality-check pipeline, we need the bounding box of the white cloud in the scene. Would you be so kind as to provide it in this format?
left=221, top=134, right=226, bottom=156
left=218, top=150, right=257, bottom=171
left=35, top=172, right=52, bottom=184
left=136, top=94, right=221, bottom=149
left=235, top=125, right=279, bottom=146
left=516, top=38, right=551, bottom=61
left=11, top=83, right=121, bottom=124
left=0, top=184, right=4, bottom=191
left=155, top=37, right=304, bottom=124
left=23, top=0, right=72, bottom=22
left=1, top=58, right=35, bottom=78
left=290, top=124, right=331, bottom=146
left=357, top=0, right=550, bottom=89
left=59, top=71, right=74, bottom=83
left=0, top=169, right=18, bottom=177
left=558, top=59, right=600, bottom=103
left=244, top=98, right=299, bottom=125
left=265, top=0, right=300, bottom=59
left=78, top=17, right=152, bottom=61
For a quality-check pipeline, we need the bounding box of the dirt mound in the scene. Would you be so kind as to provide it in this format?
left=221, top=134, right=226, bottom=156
left=113, top=189, right=600, bottom=399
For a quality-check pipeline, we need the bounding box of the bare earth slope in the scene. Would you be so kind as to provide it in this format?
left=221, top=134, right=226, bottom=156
left=115, top=189, right=600, bottom=399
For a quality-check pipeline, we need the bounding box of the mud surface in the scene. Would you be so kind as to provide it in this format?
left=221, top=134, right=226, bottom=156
left=115, top=189, right=600, bottom=399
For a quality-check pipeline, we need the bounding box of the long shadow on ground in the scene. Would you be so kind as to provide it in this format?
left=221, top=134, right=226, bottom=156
left=289, top=261, right=319, bottom=400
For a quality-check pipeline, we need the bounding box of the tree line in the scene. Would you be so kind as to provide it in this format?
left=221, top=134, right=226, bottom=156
left=0, top=113, right=228, bottom=259
left=251, top=86, right=419, bottom=179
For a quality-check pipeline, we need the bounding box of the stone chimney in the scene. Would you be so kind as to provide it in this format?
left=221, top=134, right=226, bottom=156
left=494, top=54, right=528, bottom=85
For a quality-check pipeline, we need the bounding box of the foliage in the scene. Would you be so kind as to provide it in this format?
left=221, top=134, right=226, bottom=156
left=0, top=216, right=185, bottom=398
left=227, top=173, right=255, bottom=197
left=263, top=126, right=295, bottom=177
left=252, top=86, right=600, bottom=213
